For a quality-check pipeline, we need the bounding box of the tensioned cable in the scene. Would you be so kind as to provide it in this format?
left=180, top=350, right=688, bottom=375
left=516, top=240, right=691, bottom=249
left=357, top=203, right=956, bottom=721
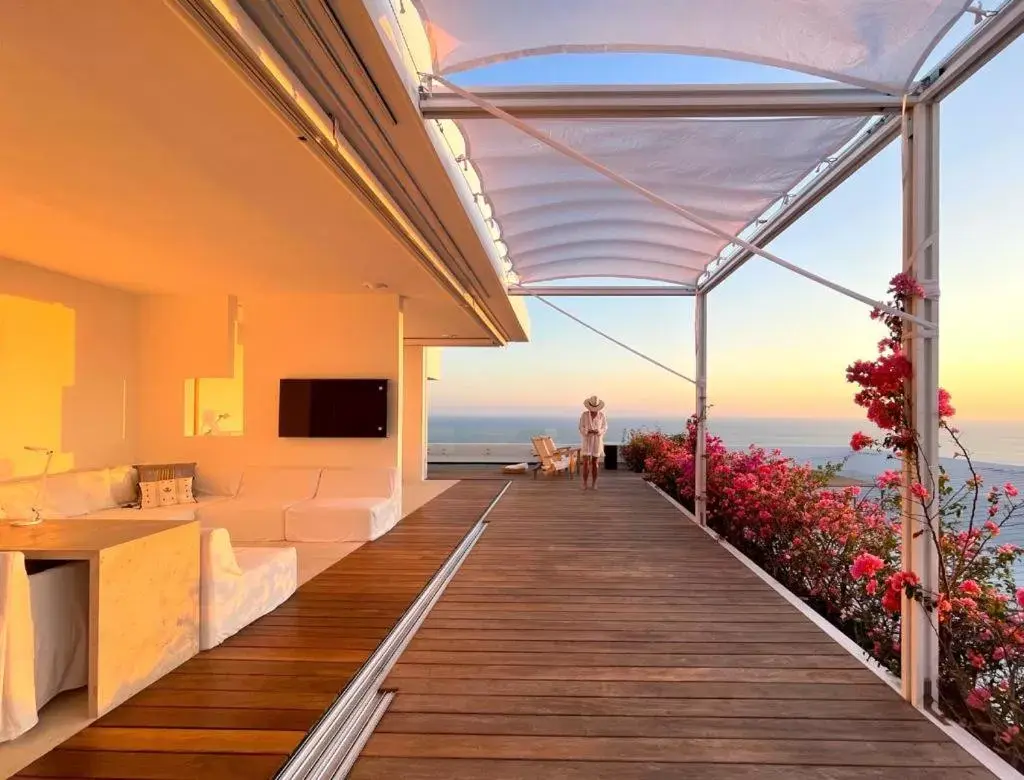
left=526, top=292, right=697, bottom=385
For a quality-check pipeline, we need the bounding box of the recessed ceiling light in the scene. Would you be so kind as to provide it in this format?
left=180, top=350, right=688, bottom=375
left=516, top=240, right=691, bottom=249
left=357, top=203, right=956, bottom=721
left=362, top=282, right=389, bottom=291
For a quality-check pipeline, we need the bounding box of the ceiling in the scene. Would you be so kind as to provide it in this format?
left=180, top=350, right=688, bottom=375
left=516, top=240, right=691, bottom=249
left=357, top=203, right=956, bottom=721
left=0, top=0, right=494, bottom=341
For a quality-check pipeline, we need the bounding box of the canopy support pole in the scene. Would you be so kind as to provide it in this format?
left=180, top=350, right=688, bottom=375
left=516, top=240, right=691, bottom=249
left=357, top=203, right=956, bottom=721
left=694, top=292, right=708, bottom=527
left=427, top=74, right=934, bottom=334
left=900, top=100, right=941, bottom=710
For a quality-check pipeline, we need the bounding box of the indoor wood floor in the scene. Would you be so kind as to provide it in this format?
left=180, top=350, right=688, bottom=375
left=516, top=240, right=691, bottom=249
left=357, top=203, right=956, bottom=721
left=350, top=474, right=993, bottom=780
left=13, top=480, right=506, bottom=780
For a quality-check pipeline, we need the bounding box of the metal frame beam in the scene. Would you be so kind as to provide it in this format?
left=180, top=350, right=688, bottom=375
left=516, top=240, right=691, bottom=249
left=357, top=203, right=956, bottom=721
left=509, top=285, right=695, bottom=297
left=422, top=83, right=904, bottom=119
left=918, top=0, right=1024, bottom=104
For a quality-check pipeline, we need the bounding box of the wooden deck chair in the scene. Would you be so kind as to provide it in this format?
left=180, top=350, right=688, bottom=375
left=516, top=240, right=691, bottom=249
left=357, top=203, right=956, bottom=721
left=530, top=436, right=579, bottom=479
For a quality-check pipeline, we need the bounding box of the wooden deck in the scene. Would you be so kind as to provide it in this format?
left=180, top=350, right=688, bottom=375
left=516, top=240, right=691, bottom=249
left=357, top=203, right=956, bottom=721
left=352, top=473, right=993, bottom=779
left=15, top=472, right=993, bottom=779
left=14, top=480, right=506, bottom=780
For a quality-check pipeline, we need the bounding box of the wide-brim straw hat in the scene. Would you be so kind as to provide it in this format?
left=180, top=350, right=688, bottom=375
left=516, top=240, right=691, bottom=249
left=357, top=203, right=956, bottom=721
left=583, top=395, right=605, bottom=411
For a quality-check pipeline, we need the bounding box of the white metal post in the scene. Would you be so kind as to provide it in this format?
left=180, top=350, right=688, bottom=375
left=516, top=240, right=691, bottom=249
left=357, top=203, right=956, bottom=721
left=900, top=100, right=940, bottom=709
left=694, top=292, right=708, bottom=527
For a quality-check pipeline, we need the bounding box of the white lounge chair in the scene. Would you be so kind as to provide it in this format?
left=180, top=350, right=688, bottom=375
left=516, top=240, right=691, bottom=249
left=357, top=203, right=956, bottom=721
left=530, top=436, right=579, bottom=479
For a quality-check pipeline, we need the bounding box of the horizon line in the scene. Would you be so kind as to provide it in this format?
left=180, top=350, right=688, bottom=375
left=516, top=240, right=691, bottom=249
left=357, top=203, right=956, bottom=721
left=429, top=411, right=1022, bottom=423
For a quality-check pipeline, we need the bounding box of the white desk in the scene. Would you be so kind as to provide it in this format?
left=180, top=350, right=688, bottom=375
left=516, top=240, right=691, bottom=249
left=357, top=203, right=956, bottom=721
left=0, top=519, right=200, bottom=717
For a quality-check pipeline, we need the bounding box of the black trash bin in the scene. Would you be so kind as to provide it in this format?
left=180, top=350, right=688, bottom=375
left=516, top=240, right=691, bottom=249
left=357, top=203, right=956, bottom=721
left=604, top=444, right=619, bottom=470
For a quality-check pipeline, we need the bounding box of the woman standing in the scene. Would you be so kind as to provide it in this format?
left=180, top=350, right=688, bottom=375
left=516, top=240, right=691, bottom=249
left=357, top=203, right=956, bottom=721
left=579, top=396, right=608, bottom=490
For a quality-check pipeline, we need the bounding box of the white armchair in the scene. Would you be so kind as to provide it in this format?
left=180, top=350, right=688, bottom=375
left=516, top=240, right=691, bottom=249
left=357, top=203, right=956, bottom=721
left=199, top=528, right=297, bottom=650
left=0, top=553, right=87, bottom=743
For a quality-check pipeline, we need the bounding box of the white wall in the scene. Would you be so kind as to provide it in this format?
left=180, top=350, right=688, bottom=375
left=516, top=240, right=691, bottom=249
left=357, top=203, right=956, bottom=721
left=403, top=345, right=428, bottom=481
left=0, top=257, right=138, bottom=478
left=0, top=268, right=416, bottom=488
left=136, top=293, right=406, bottom=490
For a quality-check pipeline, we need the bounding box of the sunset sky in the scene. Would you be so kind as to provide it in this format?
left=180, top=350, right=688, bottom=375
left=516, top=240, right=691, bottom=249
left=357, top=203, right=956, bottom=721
left=431, top=32, right=1024, bottom=422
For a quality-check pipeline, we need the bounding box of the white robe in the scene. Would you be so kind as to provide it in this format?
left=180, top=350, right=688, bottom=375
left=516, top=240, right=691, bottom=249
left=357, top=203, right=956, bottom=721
left=579, top=410, right=608, bottom=457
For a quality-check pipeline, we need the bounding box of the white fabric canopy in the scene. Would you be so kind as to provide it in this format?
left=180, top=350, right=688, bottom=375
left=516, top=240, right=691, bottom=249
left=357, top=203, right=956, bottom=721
left=413, top=0, right=969, bottom=91
left=457, top=116, right=868, bottom=285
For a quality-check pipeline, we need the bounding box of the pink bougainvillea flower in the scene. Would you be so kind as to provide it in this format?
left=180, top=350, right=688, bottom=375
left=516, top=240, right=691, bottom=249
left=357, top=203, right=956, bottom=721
left=866, top=579, right=878, bottom=596
left=999, top=726, right=1020, bottom=744
left=881, top=588, right=902, bottom=613
left=965, top=687, right=992, bottom=711
left=997, top=543, right=1019, bottom=555
left=959, top=580, right=982, bottom=597
left=983, top=520, right=1000, bottom=536
left=937, top=387, right=955, bottom=419
left=1005, top=482, right=1019, bottom=498
left=992, top=647, right=1006, bottom=661
left=849, top=432, right=874, bottom=452
left=1017, top=588, right=1024, bottom=609
left=910, top=482, right=929, bottom=500
left=875, top=470, right=901, bottom=489
left=850, top=553, right=885, bottom=580
left=889, top=272, right=926, bottom=299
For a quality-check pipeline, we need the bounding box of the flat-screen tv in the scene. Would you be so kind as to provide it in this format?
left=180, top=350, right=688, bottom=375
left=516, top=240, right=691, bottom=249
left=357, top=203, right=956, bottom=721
left=278, top=379, right=388, bottom=438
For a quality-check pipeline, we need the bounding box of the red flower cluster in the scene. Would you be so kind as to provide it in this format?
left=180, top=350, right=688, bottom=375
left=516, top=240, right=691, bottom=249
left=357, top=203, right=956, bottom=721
left=846, top=273, right=955, bottom=454
left=632, top=270, right=1024, bottom=766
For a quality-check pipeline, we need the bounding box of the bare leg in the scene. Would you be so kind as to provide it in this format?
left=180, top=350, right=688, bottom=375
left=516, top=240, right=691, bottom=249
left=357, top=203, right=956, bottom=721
left=581, top=456, right=590, bottom=488
left=591, top=456, right=599, bottom=490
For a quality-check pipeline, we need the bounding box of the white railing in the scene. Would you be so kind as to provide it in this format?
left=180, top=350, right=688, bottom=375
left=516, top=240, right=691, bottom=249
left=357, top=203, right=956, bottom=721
left=427, top=442, right=535, bottom=463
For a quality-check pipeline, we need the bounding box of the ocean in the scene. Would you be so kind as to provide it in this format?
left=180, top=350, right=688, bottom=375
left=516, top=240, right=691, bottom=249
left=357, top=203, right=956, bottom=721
left=431, top=414, right=1024, bottom=581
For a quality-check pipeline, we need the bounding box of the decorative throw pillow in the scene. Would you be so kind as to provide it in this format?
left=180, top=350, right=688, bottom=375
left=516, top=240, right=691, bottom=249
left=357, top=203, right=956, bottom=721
left=134, top=463, right=196, bottom=507
left=139, top=481, right=160, bottom=509
left=156, top=479, right=178, bottom=507
left=175, top=476, right=196, bottom=504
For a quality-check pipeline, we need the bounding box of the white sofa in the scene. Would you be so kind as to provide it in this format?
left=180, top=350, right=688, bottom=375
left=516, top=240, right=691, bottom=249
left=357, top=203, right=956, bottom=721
left=0, top=553, right=88, bottom=743
left=0, top=466, right=228, bottom=524
left=0, top=465, right=301, bottom=660
left=285, top=467, right=400, bottom=543
left=195, top=467, right=322, bottom=542
left=199, top=528, right=297, bottom=650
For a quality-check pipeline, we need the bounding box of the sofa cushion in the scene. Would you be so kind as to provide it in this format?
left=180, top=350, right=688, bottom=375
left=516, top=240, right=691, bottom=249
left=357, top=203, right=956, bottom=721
left=41, top=471, right=108, bottom=517
left=315, top=467, right=396, bottom=500
left=196, top=498, right=295, bottom=542
left=236, top=467, right=322, bottom=501
left=285, top=495, right=400, bottom=543
left=107, top=466, right=138, bottom=506
left=84, top=495, right=229, bottom=522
